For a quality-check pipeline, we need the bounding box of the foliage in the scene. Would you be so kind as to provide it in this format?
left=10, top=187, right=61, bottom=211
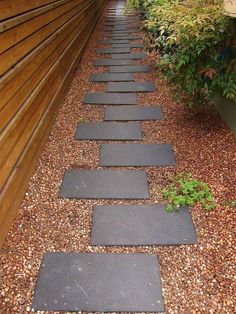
left=126, top=0, right=236, bottom=107
left=163, top=173, right=216, bottom=212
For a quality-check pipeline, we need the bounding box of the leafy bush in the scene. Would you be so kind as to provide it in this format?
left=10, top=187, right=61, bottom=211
left=127, top=0, right=236, bottom=107
left=163, top=173, right=216, bottom=212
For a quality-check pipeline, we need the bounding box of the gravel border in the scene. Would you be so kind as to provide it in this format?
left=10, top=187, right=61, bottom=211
left=0, top=3, right=235, bottom=314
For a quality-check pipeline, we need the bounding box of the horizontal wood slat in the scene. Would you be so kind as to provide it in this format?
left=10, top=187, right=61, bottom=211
left=0, top=0, right=105, bottom=247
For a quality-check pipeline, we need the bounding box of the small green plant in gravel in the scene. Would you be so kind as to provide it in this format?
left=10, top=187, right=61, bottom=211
left=78, top=117, right=86, bottom=123
left=163, top=173, right=216, bottom=212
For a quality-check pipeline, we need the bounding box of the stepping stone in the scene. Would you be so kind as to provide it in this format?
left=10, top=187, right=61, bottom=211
left=93, top=59, right=132, bottom=66
left=100, top=143, right=175, bottom=166
left=60, top=169, right=149, bottom=199
left=89, top=73, right=134, bottom=82
left=109, top=65, right=150, bottom=73
left=112, top=43, right=144, bottom=48
left=105, top=28, right=140, bottom=32
left=105, top=36, right=142, bottom=40
left=32, top=252, right=163, bottom=312
left=99, top=39, right=130, bottom=44
left=107, top=82, right=156, bottom=93
left=91, top=205, right=197, bottom=246
left=104, top=32, right=139, bottom=37
left=104, top=105, right=163, bottom=120
left=74, top=122, right=142, bottom=140
left=96, top=47, right=131, bottom=54
left=83, top=92, right=138, bottom=105
left=112, top=53, right=147, bottom=59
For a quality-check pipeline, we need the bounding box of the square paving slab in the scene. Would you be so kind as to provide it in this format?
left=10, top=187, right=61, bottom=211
left=89, top=73, right=134, bottom=82
left=100, top=143, right=175, bottom=166
left=93, top=59, right=132, bottom=66
left=112, top=43, right=144, bottom=48
left=104, top=105, right=163, bottom=120
left=91, top=205, right=197, bottom=246
left=112, top=53, right=147, bottom=60
left=109, top=65, right=150, bottom=73
left=107, top=82, right=156, bottom=93
left=83, top=92, right=138, bottom=105
left=96, top=47, right=131, bottom=54
left=32, top=252, right=163, bottom=312
left=60, top=169, right=149, bottom=199
left=74, top=122, right=142, bottom=140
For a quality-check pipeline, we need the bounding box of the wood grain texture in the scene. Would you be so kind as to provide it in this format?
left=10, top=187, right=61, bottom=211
left=0, top=0, right=105, bottom=247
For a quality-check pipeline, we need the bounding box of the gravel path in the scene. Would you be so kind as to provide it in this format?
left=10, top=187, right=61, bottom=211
left=0, top=2, right=235, bottom=314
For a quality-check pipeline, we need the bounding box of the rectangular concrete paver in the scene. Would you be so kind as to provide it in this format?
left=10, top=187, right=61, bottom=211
left=83, top=92, right=138, bottom=105
left=60, top=169, right=149, bottom=199
left=112, top=53, right=147, bottom=59
left=96, top=47, right=131, bottom=54
left=89, top=72, right=134, bottom=82
left=109, top=65, right=150, bottom=73
left=104, top=105, right=163, bottom=120
left=112, top=43, right=144, bottom=48
left=91, top=205, right=197, bottom=245
left=93, top=59, right=132, bottom=66
left=74, top=122, right=142, bottom=140
left=107, top=82, right=156, bottom=93
left=32, top=252, right=163, bottom=312
left=100, top=143, right=175, bottom=166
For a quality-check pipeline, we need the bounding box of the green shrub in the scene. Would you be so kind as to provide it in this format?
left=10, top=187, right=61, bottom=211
left=163, top=173, right=216, bottom=212
left=127, top=0, right=236, bottom=107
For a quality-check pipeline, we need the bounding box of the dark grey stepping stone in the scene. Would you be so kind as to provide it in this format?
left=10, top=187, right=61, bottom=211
left=112, top=43, right=144, bottom=48
left=91, top=205, right=197, bottom=246
left=99, top=39, right=129, bottom=44
left=89, top=73, right=134, bottom=82
left=105, top=105, right=163, bottom=120
left=105, top=28, right=140, bottom=32
left=100, top=143, right=175, bottom=166
left=104, top=32, right=140, bottom=37
left=32, top=252, right=163, bottom=312
left=83, top=92, right=138, bottom=105
left=93, top=59, right=132, bottom=66
left=74, top=122, right=142, bottom=140
left=105, top=36, right=142, bottom=40
left=109, top=65, right=150, bottom=73
left=107, top=82, right=156, bottom=93
left=112, top=53, right=147, bottom=60
left=96, top=47, right=131, bottom=54
left=60, top=170, right=149, bottom=199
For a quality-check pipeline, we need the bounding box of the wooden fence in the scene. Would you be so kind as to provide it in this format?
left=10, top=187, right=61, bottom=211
left=0, top=0, right=105, bottom=247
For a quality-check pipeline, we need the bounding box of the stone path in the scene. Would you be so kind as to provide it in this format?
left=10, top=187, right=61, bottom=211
left=32, top=1, right=197, bottom=312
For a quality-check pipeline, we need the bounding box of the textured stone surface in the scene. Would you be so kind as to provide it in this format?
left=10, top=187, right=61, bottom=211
left=104, top=105, right=163, bottom=120
left=96, top=47, right=131, bottom=54
left=91, top=205, right=197, bottom=245
left=112, top=53, right=147, bottom=60
left=100, top=143, right=175, bottom=166
left=109, top=65, right=150, bottom=73
left=89, top=73, right=134, bottom=82
left=83, top=92, right=138, bottom=105
left=32, top=253, right=163, bottom=312
left=93, top=59, right=132, bottom=66
left=99, top=39, right=130, bottom=44
left=60, top=170, right=149, bottom=199
left=74, top=122, right=142, bottom=140
left=107, top=82, right=156, bottom=93
left=112, top=43, right=144, bottom=48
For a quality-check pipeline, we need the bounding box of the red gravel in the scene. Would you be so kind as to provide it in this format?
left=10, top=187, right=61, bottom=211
left=0, top=3, right=235, bottom=314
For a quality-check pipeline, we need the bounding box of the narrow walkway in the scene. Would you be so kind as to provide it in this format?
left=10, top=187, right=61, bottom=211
left=30, top=0, right=197, bottom=312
